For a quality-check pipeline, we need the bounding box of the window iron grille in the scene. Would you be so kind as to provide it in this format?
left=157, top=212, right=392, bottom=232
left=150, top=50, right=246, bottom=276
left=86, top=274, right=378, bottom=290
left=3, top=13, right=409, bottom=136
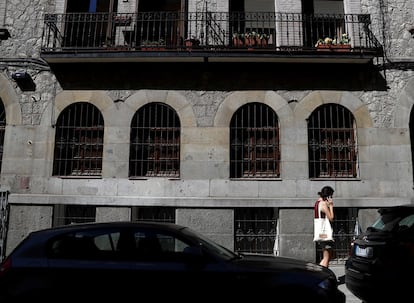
left=235, top=208, right=277, bottom=255
left=0, top=190, right=9, bottom=261
left=129, top=103, right=180, bottom=178
left=53, top=102, right=104, bottom=177
left=131, top=207, right=175, bottom=223
left=53, top=204, right=96, bottom=227
left=230, top=103, right=280, bottom=178
left=308, top=104, right=358, bottom=178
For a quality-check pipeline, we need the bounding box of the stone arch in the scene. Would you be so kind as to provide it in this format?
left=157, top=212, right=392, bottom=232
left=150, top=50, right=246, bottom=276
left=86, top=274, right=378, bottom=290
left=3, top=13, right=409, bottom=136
left=124, top=90, right=196, bottom=127
left=0, top=73, right=22, bottom=125
left=214, top=91, right=291, bottom=127
left=295, top=91, right=373, bottom=128
left=215, top=91, right=290, bottom=179
left=41, top=90, right=113, bottom=127
left=394, top=78, right=414, bottom=128
left=57, top=91, right=112, bottom=125
left=295, top=91, right=372, bottom=180
left=397, top=77, right=414, bottom=186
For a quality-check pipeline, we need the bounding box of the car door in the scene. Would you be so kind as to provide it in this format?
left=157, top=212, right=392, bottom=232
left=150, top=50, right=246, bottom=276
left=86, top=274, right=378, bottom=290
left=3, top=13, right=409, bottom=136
left=46, top=227, right=135, bottom=299
left=117, top=227, right=220, bottom=296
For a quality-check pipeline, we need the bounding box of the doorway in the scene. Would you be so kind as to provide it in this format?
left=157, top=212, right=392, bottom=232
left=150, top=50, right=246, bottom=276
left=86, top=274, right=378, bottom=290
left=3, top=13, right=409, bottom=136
left=302, top=0, right=345, bottom=47
left=136, top=0, right=184, bottom=47
left=64, top=0, right=118, bottom=47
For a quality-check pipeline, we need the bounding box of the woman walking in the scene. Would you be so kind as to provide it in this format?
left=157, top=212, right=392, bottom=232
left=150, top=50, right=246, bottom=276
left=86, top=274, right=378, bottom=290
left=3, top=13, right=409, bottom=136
left=314, top=186, right=335, bottom=267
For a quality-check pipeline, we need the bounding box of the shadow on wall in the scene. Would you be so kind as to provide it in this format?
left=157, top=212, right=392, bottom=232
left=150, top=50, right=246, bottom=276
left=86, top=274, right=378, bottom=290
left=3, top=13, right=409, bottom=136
left=51, top=62, right=387, bottom=91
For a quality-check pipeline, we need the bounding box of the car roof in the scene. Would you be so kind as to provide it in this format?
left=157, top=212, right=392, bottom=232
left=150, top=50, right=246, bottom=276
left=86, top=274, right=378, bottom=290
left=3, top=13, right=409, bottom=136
left=378, top=204, right=414, bottom=215
left=29, top=221, right=187, bottom=237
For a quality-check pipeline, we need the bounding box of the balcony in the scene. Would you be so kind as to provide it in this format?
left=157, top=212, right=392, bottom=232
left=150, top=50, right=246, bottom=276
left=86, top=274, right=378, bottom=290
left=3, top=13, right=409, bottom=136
left=40, top=12, right=383, bottom=65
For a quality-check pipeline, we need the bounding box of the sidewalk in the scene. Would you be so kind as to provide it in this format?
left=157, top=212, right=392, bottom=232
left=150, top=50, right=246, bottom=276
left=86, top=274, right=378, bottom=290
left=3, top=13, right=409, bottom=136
left=330, top=264, right=362, bottom=303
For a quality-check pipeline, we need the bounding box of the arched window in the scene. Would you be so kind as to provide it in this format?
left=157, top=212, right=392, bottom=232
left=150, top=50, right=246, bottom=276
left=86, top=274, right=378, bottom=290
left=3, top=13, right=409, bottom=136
left=0, top=100, right=5, bottom=173
left=129, top=102, right=180, bottom=178
left=308, top=103, right=358, bottom=178
left=53, top=102, right=104, bottom=177
left=230, top=102, right=280, bottom=178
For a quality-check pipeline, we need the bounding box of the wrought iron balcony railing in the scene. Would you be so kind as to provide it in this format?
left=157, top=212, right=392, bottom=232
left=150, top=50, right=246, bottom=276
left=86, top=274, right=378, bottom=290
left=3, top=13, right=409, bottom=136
left=41, top=12, right=383, bottom=59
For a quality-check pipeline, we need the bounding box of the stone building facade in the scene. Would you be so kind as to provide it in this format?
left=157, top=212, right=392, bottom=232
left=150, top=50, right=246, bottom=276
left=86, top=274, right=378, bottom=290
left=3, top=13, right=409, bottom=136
left=0, top=0, right=413, bottom=263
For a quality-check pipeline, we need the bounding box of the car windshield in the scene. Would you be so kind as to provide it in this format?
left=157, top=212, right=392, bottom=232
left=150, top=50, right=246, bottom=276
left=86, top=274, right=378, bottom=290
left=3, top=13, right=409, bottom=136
left=180, top=227, right=238, bottom=260
left=371, top=211, right=414, bottom=232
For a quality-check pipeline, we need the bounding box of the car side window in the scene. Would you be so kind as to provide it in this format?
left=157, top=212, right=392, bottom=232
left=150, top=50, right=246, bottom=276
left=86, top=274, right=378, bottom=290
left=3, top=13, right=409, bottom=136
left=129, top=230, right=195, bottom=261
left=398, top=214, right=414, bottom=229
left=49, top=230, right=121, bottom=259
left=94, top=232, right=120, bottom=251
left=49, top=233, right=99, bottom=259
left=48, top=228, right=199, bottom=262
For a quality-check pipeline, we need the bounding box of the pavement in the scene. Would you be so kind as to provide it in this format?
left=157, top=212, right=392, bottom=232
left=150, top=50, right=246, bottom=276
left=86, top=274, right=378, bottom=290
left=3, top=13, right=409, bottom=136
left=330, top=264, right=362, bottom=303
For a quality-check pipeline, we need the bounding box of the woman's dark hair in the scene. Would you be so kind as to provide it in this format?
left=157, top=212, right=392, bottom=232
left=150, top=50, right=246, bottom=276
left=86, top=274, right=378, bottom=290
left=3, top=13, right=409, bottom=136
left=318, top=186, right=334, bottom=200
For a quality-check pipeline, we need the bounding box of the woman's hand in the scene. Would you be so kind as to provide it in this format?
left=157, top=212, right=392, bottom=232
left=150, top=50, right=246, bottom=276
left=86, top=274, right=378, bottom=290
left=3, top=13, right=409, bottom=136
left=325, top=198, right=334, bottom=221
left=327, top=197, right=333, bottom=206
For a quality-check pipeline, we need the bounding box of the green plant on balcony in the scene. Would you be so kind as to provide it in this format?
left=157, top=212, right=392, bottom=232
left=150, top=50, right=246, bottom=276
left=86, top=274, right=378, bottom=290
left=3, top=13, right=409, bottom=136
left=315, top=33, right=351, bottom=51
left=232, top=31, right=269, bottom=48
left=184, top=35, right=200, bottom=49
left=315, top=37, right=333, bottom=47
left=258, top=33, right=269, bottom=46
left=232, top=32, right=244, bottom=47
left=141, top=38, right=166, bottom=50
left=244, top=31, right=257, bottom=47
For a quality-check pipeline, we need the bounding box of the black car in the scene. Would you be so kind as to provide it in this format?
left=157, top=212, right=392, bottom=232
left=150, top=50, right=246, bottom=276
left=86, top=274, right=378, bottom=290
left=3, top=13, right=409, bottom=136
left=345, top=204, right=414, bottom=302
left=0, top=221, right=345, bottom=302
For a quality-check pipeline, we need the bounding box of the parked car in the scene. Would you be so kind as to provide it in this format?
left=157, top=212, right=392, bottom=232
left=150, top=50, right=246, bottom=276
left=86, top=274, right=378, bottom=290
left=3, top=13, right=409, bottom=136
left=345, top=204, right=414, bottom=302
left=0, top=221, right=345, bottom=302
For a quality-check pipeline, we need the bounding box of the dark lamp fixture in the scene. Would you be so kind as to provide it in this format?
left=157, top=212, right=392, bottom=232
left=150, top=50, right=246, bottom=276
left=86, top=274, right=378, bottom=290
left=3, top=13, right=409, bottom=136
left=11, top=70, right=36, bottom=91
left=12, top=70, right=30, bottom=80
left=0, top=28, right=10, bottom=40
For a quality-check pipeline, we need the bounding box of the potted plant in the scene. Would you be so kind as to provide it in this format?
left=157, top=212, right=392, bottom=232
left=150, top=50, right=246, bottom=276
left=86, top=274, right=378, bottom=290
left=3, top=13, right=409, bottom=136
left=315, top=37, right=333, bottom=50
left=232, top=31, right=269, bottom=48
left=315, top=34, right=351, bottom=52
left=184, top=36, right=200, bottom=50
left=232, top=32, right=244, bottom=47
left=244, top=31, right=257, bottom=48
left=141, top=39, right=166, bottom=51
left=258, top=33, right=269, bottom=47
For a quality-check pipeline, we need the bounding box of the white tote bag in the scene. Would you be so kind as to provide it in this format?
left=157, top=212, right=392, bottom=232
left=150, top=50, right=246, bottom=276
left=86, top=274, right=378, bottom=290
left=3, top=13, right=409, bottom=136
left=313, top=201, right=334, bottom=242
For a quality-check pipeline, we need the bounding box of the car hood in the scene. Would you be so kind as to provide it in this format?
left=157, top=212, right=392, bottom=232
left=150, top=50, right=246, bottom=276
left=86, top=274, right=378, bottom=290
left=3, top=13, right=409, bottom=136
left=234, top=253, right=334, bottom=280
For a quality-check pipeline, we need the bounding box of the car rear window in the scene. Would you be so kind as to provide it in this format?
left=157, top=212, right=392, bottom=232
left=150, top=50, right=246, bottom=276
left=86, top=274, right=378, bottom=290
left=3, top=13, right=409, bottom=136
left=371, top=212, right=414, bottom=232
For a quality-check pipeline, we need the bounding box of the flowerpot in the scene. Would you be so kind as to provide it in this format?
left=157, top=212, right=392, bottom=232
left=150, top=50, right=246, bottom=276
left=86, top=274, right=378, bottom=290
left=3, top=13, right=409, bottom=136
left=245, top=37, right=255, bottom=47
left=317, top=44, right=351, bottom=52
left=332, top=44, right=351, bottom=52
left=106, top=45, right=131, bottom=51
left=184, top=38, right=200, bottom=50
left=184, top=40, right=193, bottom=50
left=141, top=47, right=166, bottom=51
left=259, top=39, right=268, bottom=48
left=316, top=44, right=330, bottom=51
left=233, top=37, right=244, bottom=47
